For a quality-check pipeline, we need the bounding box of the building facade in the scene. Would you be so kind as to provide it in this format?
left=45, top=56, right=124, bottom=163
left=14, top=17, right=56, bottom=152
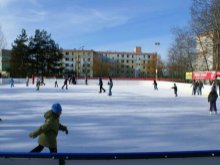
left=62, top=47, right=156, bottom=78
left=195, top=30, right=220, bottom=71
left=0, top=49, right=11, bottom=76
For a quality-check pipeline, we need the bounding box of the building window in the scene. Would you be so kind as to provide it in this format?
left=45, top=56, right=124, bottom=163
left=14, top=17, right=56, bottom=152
left=66, top=52, right=69, bottom=55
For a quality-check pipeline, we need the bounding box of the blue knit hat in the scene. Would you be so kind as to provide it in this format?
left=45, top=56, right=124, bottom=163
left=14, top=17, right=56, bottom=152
left=51, top=103, right=62, bottom=114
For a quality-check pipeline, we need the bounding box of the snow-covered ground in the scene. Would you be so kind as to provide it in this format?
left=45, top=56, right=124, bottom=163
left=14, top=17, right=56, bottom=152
left=0, top=79, right=220, bottom=153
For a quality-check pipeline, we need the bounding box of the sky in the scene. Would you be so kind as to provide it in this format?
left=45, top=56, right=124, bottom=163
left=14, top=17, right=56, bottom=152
left=0, top=0, right=192, bottom=59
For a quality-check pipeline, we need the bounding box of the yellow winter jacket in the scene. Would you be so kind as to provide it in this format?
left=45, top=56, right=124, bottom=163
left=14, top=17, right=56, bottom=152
left=31, top=110, right=67, bottom=148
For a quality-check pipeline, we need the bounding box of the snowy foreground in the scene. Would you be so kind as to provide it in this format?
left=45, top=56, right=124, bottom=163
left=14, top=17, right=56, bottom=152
left=0, top=79, right=220, bottom=153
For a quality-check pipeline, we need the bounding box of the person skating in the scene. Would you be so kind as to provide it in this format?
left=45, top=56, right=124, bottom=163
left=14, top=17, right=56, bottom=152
left=108, top=76, right=113, bottom=96
left=41, top=76, right=45, bottom=86
left=99, top=77, right=105, bottom=93
left=208, top=86, right=218, bottom=115
left=10, top=77, right=14, bottom=88
left=36, top=77, right=41, bottom=91
left=153, top=80, right=158, bottom=90
left=191, top=81, right=197, bottom=95
left=172, top=83, right=178, bottom=97
left=62, top=77, right=68, bottom=90
left=26, top=76, right=29, bottom=87
left=198, top=81, right=204, bottom=95
left=29, top=103, right=68, bottom=153
left=55, top=77, right=58, bottom=88
left=85, top=75, right=88, bottom=85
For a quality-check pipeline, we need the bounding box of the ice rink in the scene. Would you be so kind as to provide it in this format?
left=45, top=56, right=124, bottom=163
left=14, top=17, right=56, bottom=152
left=0, top=79, right=220, bottom=153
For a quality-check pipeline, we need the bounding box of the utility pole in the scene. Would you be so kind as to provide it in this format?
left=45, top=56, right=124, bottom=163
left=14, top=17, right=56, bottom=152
left=155, top=42, right=160, bottom=81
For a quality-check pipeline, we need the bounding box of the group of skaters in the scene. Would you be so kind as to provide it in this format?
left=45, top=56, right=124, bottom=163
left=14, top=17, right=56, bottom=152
left=23, top=74, right=114, bottom=96
left=99, top=76, right=113, bottom=96
left=192, top=80, right=204, bottom=95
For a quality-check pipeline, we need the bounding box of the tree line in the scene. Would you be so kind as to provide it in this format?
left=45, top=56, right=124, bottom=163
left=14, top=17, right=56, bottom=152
left=166, top=0, right=220, bottom=80
left=9, top=29, right=63, bottom=77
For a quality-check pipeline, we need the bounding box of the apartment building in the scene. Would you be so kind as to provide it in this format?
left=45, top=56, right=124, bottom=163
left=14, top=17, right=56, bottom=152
left=195, top=30, right=220, bottom=71
left=62, top=49, right=95, bottom=78
left=195, top=34, right=214, bottom=71
left=62, top=47, right=155, bottom=78
left=0, top=49, right=11, bottom=76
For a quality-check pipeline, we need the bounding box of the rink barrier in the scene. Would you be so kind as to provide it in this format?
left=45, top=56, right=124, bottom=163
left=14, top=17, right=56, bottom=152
left=1, top=150, right=220, bottom=165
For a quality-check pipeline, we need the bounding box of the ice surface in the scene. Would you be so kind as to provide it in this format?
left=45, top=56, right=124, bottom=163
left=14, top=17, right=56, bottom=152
left=0, top=79, right=219, bottom=153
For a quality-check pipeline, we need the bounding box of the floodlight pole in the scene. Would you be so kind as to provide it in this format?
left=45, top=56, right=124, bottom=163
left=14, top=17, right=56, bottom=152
left=155, top=42, right=160, bottom=81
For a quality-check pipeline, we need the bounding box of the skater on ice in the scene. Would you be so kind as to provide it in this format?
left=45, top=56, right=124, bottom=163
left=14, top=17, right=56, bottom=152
left=29, top=103, right=68, bottom=153
left=40, top=76, right=45, bottom=86
left=36, top=76, right=41, bottom=91
left=191, top=80, right=197, bottom=95
left=99, top=77, right=106, bottom=93
left=62, top=76, right=68, bottom=90
left=10, top=77, right=14, bottom=88
left=108, top=76, right=113, bottom=96
left=172, top=83, right=178, bottom=97
left=153, top=80, right=158, bottom=90
left=85, top=75, right=88, bottom=85
left=198, top=81, right=204, bottom=95
left=54, top=76, right=58, bottom=88
left=208, top=86, right=218, bottom=115
left=26, top=76, right=29, bottom=87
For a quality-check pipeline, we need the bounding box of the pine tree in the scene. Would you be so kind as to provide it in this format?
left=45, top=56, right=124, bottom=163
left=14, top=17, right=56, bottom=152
left=10, top=29, right=29, bottom=77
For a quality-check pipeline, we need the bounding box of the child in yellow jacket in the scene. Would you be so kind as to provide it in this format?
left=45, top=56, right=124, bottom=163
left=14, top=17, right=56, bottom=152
left=29, top=103, right=68, bottom=153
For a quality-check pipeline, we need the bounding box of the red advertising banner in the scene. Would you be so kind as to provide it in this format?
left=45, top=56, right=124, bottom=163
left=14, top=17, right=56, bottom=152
left=192, top=71, right=217, bottom=80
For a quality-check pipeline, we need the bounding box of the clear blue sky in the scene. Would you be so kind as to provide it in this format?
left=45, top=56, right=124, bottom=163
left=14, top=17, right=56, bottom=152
left=0, top=0, right=192, bottom=59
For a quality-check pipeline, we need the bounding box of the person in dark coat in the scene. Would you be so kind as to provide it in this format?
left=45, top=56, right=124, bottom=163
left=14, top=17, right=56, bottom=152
left=36, top=77, right=41, bottom=91
left=153, top=80, right=158, bottom=90
left=191, top=80, right=197, bottom=95
left=10, top=77, right=14, bottom=88
left=26, top=76, right=29, bottom=87
left=62, top=77, right=68, bottom=90
left=85, top=75, right=88, bottom=85
left=208, top=87, right=218, bottom=115
left=29, top=103, right=68, bottom=153
left=99, top=77, right=105, bottom=93
left=55, top=76, right=58, bottom=88
left=40, top=76, right=45, bottom=86
left=108, top=76, right=113, bottom=96
left=198, top=81, right=204, bottom=95
left=172, top=83, right=178, bottom=97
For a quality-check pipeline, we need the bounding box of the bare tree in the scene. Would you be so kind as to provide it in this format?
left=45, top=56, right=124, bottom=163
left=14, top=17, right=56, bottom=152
left=0, top=25, right=7, bottom=49
left=191, top=0, right=220, bottom=70
left=167, top=27, right=196, bottom=80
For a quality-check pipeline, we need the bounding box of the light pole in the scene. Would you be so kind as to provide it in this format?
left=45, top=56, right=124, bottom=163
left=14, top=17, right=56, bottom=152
left=76, top=46, right=84, bottom=79
left=155, top=42, right=160, bottom=81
